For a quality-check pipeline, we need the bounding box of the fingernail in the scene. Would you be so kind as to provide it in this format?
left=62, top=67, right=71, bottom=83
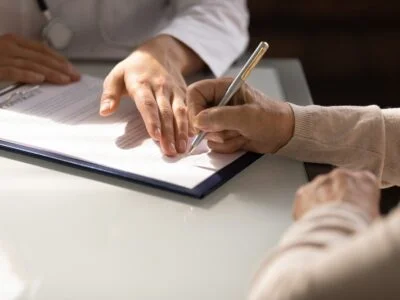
left=169, top=143, right=177, bottom=154
left=154, top=128, right=161, bottom=140
left=179, top=140, right=187, bottom=152
left=100, top=101, right=110, bottom=113
left=60, top=74, right=71, bottom=83
left=68, top=64, right=80, bottom=76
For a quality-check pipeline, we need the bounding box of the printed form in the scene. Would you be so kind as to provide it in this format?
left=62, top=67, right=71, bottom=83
left=0, top=76, right=245, bottom=189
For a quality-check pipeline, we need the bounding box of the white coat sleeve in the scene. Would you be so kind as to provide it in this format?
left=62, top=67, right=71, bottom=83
left=159, top=0, right=249, bottom=77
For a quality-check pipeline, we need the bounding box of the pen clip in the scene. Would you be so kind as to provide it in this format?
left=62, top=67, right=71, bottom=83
left=240, top=42, right=269, bottom=81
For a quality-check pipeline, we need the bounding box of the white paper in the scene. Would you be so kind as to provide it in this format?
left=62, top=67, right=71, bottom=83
left=0, top=76, right=245, bottom=189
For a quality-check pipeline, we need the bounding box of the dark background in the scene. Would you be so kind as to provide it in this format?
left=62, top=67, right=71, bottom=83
left=247, top=1, right=400, bottom=213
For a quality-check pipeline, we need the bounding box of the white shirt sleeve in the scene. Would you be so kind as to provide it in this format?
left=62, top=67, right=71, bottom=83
left=159, top=0, right=249, bottom=77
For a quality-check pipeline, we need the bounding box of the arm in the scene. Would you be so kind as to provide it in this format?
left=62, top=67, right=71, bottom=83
left=133, top=34, right=204, bottom=77
left=249, top=169, right=400, bottom=300
left=277, top=105, right=400, bottom=187
left=159, top=0, right=250, bottom=76
left=187, top=78, right=400, bottom=186
left=100, top=1, right=249, bottom=156
left=249, top=205, right=400, bottom=300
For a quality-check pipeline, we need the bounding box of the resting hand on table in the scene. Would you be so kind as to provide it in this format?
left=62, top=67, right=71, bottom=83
left=187, top=78, right=294, bottom=154
left=100, top=35, right=203, bottom=156
left=293, top=168, right=380, bottom=220
left=0, top=34, right=80, bottom=84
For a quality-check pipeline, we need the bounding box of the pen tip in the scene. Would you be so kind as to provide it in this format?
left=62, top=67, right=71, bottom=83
left=188, top=145, right=195, bottom=155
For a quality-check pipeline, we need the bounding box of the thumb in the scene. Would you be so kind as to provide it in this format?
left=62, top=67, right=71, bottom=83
left=100, top=66, right=125, bottom=116
left=194, top=105, right=248, bottom=133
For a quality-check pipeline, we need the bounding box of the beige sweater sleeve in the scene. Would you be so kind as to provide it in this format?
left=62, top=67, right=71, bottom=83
left=248, top=105, right=400, bottom=299
left=277, top=104, right=400, bottom=187
left=248, top=204, right=400, bottom=300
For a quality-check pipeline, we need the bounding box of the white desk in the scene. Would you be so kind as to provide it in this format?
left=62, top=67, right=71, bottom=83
left=0, top=59, right=312, bottom=300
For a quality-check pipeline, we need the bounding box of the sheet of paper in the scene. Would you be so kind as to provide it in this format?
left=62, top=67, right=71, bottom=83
left=0, top=76, right=245, bottom=189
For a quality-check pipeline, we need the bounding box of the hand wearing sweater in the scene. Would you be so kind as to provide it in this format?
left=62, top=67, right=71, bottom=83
left=187, top=78, right=400, bottom=300
left=188, top=78, right=400, bottom=186
left=249, top=169, right=400, bottom=300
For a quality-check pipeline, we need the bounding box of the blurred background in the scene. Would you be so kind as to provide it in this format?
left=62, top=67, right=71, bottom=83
left=246, top=1, right=400, bottom=212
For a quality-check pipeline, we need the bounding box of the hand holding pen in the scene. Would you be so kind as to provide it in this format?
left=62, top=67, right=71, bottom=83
left=187, top=42, right=296, bottom=155
left=188, top=42, right=269, bottom=154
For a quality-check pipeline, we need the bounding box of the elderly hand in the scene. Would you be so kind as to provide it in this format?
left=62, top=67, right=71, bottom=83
left=293, top=168, right=380, bottom=220
left=0, top=34, right=80, bottom=84
left=100, top=36, right=198, bottom=156
left=187, top=78, right=294, bottom=154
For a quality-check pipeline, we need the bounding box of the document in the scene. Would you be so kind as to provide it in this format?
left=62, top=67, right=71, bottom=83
left=0, top=76, right=255, bottom=197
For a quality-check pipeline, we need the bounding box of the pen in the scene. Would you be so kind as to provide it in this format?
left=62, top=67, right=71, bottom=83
left=0, top=83, right=23, bottom=97
left=188, top=41, right=269, bottom=154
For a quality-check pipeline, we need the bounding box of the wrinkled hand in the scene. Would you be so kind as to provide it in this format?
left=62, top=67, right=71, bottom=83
left=0, top=34, right=80, bottom=84
left=187, top=78, right=294, bottom=154
left=293, top=168, right=380, bottom=220
left=100, top=47, right=189, bottom=156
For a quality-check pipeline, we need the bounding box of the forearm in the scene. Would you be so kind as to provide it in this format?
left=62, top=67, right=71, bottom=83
left=159, top=0, right=249, bottom=76
left=277, top=104, right=400, bottom=187
left=249, top=204, right=400, bottom=300
left=135, top=34, right=204, bottom=75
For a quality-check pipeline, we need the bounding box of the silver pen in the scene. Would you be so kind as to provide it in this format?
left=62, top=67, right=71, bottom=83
left=188, top=41, right=269, bottom=154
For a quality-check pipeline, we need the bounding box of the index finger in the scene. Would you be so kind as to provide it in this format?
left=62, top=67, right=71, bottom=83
left=187, top=78, right=234, bottom=123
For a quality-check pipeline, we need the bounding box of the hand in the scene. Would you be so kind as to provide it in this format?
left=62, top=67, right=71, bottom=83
left=293, top=168, right=380, bottom=220
left=100, top=37, right=193, bottom=156
left=0, top=34, right=80, bottom=84
left=187, top=78, right=294, bottom=154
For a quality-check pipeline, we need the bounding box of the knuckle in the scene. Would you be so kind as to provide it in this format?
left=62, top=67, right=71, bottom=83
left=174, top=105, right=187, bottom=118
left=154, top=77, right=171, bottom=91
left=101, top=91, right=115, bottom=100
left=130, top=76, right=148, bottom=90
left=331, top=168, right=342, bottom=175
left=331, top=168, right=347, bottom=178
left=141, top=97, right=157, bottom=110
left=314, top=173, right=328, bottom=182
left=101, top=83, right=117, bottom=99
left=186, top=84, right=198, bottom=97
left=159, top=107, right=173, bottom=122
left=360, top=170, right=377, bottom=182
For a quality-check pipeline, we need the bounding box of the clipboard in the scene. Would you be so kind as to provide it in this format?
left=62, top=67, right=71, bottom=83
left=0, top=77, right=262, bottom=198
left=0, top=138, right=261, bottom=198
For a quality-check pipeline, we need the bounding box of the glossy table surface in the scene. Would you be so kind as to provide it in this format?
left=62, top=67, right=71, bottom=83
left=0, top=59, right=312, bottom=300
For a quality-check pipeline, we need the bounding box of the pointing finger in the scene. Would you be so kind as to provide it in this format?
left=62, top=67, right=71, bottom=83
left=100, top=66, right=125, bottom=116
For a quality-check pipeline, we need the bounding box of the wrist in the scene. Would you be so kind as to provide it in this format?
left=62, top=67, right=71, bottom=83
left=135, top=35, right=203, bottom=75
left=274, top=102, right=295, bottom=152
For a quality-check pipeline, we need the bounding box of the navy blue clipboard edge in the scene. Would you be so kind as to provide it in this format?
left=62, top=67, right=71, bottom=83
left=0, top=139, right=262, bottom=199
